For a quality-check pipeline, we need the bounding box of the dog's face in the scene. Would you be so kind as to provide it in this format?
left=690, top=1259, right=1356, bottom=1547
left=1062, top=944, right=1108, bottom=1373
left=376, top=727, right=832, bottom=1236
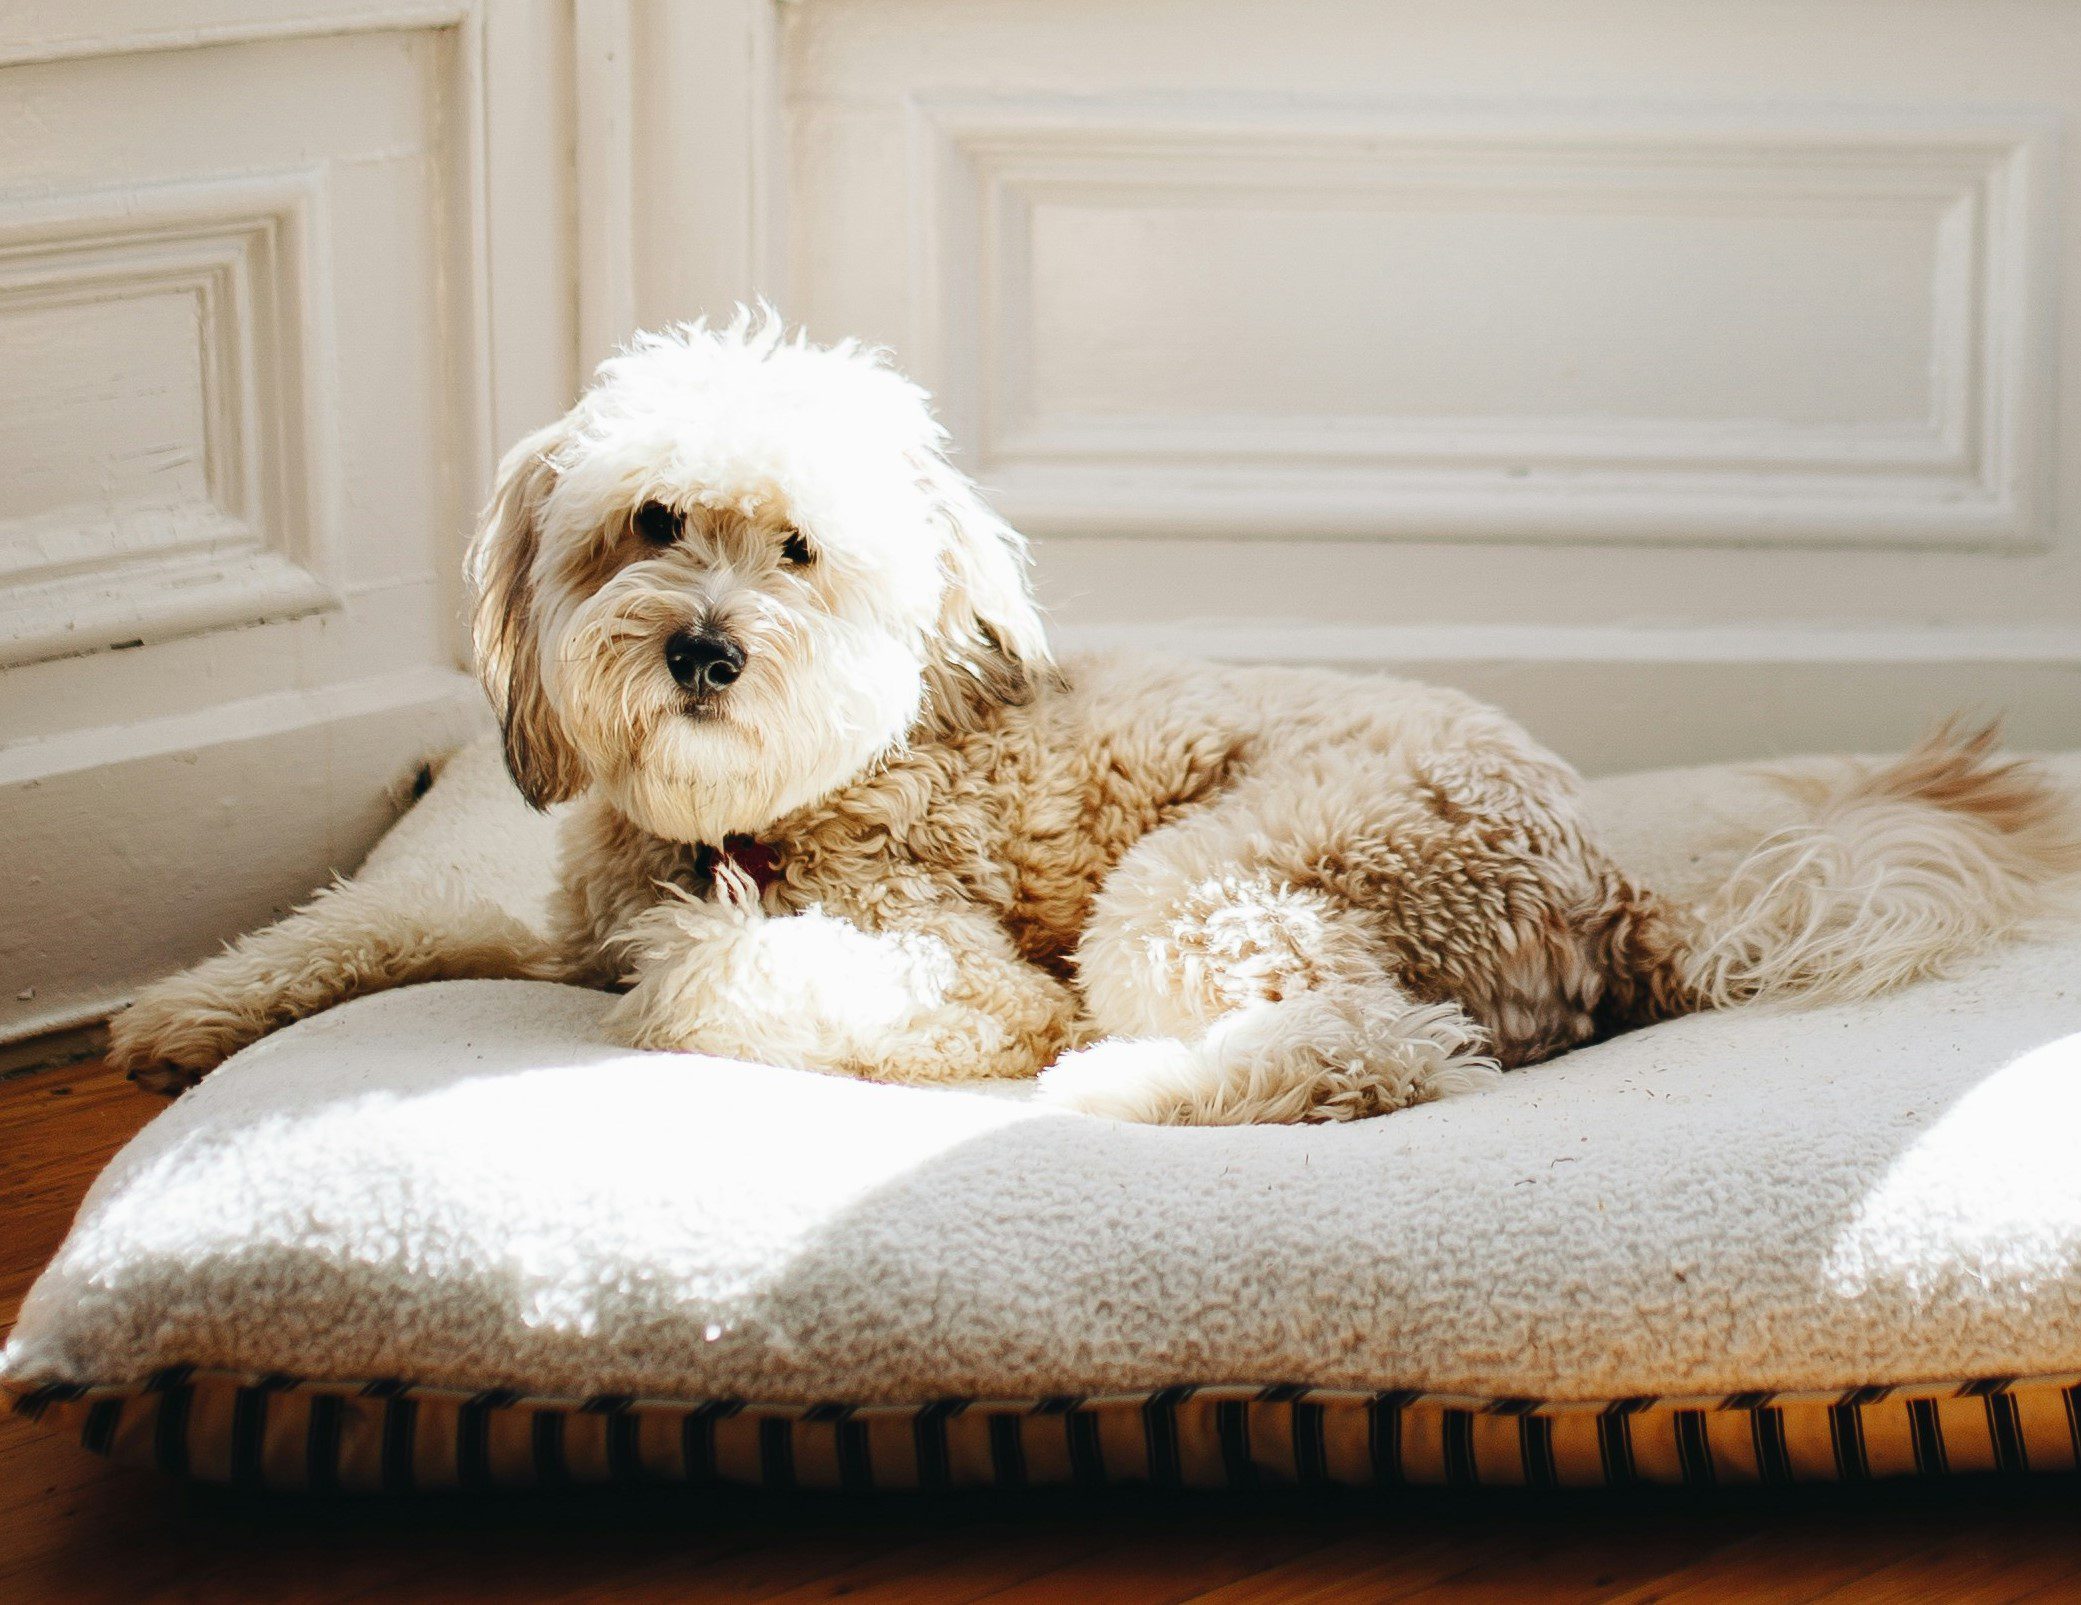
left=467, top=313, right=1051, bottom=843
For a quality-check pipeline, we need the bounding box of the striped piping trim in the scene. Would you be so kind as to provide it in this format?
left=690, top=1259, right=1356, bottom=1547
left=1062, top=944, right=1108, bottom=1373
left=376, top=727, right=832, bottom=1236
left=7, top=1368, right=2080, bottom=1493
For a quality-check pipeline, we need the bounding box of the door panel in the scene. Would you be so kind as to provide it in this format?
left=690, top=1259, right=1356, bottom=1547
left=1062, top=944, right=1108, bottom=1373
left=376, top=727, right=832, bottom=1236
left=769, top=0, right=2081, bottom=771
left=0, top=2, right=575, bottom=1042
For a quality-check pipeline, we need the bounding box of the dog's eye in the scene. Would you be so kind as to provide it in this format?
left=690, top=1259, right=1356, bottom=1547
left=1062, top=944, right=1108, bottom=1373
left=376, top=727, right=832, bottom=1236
left=779, top=527, right=815, bottom=567
left=633, top=500, right=680, bottom=546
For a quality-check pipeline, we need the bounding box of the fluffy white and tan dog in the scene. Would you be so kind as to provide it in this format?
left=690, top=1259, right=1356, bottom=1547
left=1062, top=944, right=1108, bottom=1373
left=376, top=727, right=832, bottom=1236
left=109, top=313, right=2081, bottom=1123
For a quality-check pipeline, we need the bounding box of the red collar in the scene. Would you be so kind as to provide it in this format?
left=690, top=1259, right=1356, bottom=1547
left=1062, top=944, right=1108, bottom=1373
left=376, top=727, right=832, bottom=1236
left=695, top=834, right=782, bottom=895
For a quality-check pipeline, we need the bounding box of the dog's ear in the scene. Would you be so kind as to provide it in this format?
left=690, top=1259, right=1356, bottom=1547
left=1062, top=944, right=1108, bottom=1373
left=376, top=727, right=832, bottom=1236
left=468, top=420, right=591, bottom=810
left=914, top=450, right=1054, bottom=721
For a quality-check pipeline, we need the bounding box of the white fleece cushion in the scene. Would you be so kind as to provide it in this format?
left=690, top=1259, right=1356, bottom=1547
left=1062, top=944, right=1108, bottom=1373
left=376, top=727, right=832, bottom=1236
left=7, top=747, right=2081, bottom=1409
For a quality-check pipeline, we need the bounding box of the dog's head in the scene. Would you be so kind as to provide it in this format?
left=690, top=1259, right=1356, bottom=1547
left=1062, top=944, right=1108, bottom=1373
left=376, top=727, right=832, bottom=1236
left=467, top=311, right=1051, bottom=842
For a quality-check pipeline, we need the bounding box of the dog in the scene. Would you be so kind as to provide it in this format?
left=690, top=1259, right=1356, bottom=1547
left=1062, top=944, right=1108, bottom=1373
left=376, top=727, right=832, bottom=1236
left=107, top=311, right=2081, bottom=1123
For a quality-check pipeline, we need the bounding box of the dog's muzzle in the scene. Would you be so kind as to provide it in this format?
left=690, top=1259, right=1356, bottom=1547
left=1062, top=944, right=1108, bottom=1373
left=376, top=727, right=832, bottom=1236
left=665, top=627, right=746, bottom=695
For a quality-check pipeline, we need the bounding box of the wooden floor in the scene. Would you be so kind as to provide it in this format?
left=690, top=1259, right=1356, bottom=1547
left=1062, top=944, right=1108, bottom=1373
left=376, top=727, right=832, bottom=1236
left=5, top=1055, right=2081, bottom=1603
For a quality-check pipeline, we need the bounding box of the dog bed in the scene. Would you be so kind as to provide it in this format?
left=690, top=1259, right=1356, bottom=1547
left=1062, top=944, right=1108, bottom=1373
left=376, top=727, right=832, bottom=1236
left=6, top=740, right=2081, bottom=1491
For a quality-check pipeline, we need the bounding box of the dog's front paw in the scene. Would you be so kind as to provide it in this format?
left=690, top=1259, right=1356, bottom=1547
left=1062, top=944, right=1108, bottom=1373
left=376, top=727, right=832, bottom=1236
left=104, top=979, right=269, bottom=1094
left=608, top=879, right=760, bottom=978
left=605, top=900, right=915, bottom=1069
left=1034, top=1037, right=1202, bottom=1122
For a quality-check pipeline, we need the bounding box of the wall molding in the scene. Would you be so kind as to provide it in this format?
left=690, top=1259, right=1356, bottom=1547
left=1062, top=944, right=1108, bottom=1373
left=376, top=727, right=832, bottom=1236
left=910, top=96, right=2058, bottom=549
left=0, top=664, right=484, bottom=788
left=0, top=9, right=505, bottom=671
left=437, top=1, right=494, bottom=667
left=0, top=169, right=343, bottom=667
left=1054, top=618, right=2081, bottom=669
left=0, top=1, right=473, bottom=70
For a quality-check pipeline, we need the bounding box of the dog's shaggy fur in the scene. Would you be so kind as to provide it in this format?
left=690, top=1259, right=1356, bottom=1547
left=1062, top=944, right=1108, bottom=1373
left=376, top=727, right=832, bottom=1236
left=108, top=313, right=2081, bottom=1123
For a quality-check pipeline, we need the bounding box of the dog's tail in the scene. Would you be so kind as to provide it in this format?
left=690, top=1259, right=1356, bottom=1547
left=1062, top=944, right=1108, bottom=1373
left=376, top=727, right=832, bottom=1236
left=1606, top=721, right=2081, bottom=1024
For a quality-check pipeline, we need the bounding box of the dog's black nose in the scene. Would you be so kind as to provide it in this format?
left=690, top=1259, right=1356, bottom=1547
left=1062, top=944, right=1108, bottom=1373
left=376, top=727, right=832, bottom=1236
left=665, top=628, right=746, bottom=693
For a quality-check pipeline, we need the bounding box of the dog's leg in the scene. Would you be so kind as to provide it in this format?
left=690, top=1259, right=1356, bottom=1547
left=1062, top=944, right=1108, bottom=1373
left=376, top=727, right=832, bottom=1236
left=1038, top=980, right=1496, bottom=1125
left=605, top=870, right=1079, bottom=1083
left=106, top=872, right=556, bottom=1092
left=1043, top=827, right=1498, bottom=1124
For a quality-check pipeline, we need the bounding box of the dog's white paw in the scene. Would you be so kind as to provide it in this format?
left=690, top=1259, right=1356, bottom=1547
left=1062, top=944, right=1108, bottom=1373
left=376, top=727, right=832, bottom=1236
left=1039, top=991, right=1507, bottom=1126
left=1034, top=1036, right=1202, bottom=1122
left=607, top=899, right=936, bottom=1070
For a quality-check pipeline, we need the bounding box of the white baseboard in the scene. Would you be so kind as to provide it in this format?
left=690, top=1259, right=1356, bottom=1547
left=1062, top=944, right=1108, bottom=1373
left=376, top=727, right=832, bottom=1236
left=0, top=668, right=491, bottom=1047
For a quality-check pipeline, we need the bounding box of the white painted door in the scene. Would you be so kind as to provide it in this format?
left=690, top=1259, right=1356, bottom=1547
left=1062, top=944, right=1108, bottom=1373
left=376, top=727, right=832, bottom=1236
left=610, top=0, right=2081, bottom=776
left=0, top=1, right=577, bottom=1044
